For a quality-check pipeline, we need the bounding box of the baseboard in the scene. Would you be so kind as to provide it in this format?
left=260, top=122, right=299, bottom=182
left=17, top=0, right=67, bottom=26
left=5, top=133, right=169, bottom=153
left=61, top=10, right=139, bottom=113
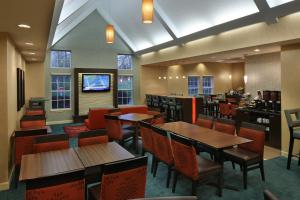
left=0, top=181, right=9, bottom=191
left=46, top=120, right=73, bottom=125
left=281, top=150, right=299, bottom=160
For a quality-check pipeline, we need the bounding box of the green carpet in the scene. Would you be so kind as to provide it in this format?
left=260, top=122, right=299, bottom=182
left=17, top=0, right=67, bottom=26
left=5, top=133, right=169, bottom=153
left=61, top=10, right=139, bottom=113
left=1, top=123, right=300, bottom=200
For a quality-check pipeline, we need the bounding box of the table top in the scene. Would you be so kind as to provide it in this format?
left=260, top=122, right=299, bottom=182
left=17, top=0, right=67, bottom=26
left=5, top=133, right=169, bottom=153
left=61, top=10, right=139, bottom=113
left=118, top=113, right=154, bottom=122
left=156, top=121, right=252, bottom=150
left=19, top=148, right=84, bottom=181
left=74, top=142, right=135, bottom=168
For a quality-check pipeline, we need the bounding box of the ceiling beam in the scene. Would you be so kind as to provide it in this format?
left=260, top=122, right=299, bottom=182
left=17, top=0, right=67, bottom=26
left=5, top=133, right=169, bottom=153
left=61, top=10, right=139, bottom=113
left=51, top=0, right=96, bottom=46
left=136, top=1, right=300, bottom=55
left=254, top=0, right=278, bottom=24
left=154, top=9, right=177, bottom=40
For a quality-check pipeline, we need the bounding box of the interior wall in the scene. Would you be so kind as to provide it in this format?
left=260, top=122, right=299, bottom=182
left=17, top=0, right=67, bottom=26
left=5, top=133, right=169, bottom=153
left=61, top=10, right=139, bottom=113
left=0, top=33, right=25, bottom=189
left=281, top=44, right=300, bottom=155
left=245, top=52, right=281, bottom=97
left=25, top=62, right=45, bottom=103
left=232, top=63, right=245, bottom=90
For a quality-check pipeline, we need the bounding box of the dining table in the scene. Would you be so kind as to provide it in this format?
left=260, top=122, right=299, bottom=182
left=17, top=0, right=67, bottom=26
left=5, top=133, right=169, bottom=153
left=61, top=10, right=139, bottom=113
left=118, top=113, right=154, bottom=153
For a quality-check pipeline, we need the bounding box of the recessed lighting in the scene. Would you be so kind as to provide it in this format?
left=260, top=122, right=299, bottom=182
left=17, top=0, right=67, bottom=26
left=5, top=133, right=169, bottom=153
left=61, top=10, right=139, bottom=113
left=182, top=76, right=186, bottom=79
left=25, top=42, right=34, bottom=46
left=158, top=76, right=162, bottom=80
left=254, top=49, right=260, bottom=52
left=18, top=24, right=31, bottom=29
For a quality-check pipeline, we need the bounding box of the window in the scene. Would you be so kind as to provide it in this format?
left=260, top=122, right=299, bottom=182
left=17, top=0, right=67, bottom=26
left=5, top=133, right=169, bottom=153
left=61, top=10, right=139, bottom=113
left=203, top=76, right=214, bottom=95
left=51, top=75, right=71, bottom=110
left=118, top=75, right=133, bottom=105
left=51, top=50, right=71, bottom=68
left=188, top=76, right=200, bottom=96
left=117, top=54, right=133, bottom=70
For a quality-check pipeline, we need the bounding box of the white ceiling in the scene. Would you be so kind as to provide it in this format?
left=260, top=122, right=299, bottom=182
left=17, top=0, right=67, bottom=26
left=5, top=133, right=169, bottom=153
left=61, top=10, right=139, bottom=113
left=50, top=0, right=299, bottom=54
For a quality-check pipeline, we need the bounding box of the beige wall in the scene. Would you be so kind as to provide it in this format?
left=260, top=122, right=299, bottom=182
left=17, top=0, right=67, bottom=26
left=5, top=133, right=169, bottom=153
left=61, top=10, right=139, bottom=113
left=25, top=62, right=45, bottom=103
left=281, top=44, right=300, bottom=155
left=140, top=62, right=245, bottom=101
left=245, top=53, right=281, bottom=97
left=232, top=63, right=245, bottom=90
left=0, top=33, right=25, bottom=189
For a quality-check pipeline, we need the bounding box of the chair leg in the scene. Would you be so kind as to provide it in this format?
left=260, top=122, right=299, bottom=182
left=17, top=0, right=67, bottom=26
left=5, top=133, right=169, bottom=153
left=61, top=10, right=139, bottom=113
left=153, top=160, right=159, bottom=177
left=151, top=155, right=155, bottom=173
left=298, top=151, right=300, bottom=166
left=217, top=171, right=223, bottom=197
left=243, top=164, right=248, bottom=189
left=287, top=137, right=294, bottom=170
left=259, top=161, right=265, bottom=181
left=192, top=181, right=197, bottom=195
left=231, top=162, right=235, bottom=169
left=141, top=148, right=145, bottom=156
left=166, top=166, right=172, bottom=188
left=172, top=171, right=178, bottom=193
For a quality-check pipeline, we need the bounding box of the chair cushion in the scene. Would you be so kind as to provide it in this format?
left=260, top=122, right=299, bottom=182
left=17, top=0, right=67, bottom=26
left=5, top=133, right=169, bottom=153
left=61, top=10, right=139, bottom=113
left=197, top=156, right=222, bottom=176
left=223, top=147, right=260, bottom=164
left=89, top=184, right=100, bottom=200
left=293, top=128, right=300, bottom=139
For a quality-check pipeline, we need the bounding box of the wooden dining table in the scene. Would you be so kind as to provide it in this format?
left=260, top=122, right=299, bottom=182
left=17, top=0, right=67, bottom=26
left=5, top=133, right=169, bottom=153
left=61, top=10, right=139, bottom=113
left=118, top=113, right=154, bottom=153
left=156, top=121, right=252, bottom=162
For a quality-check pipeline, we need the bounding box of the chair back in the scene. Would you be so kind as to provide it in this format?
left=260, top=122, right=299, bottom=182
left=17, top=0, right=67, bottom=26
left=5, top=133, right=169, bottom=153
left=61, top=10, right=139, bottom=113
left=170, top=133, right=199, bottom=180
left=151, top=126, right=174, bottom=165
left=33, top=134, right=69, bottom=153
left=238, top=122, right=265, bottom=158
left=20, top=115, right=46, bottom=129
left=151, top=113, right=165, bottom=125
left=284, top=108, right=300, bottom=129
left=14, top=128, right=47, bottom=165
left=219, top=102, right=231, bottom=116
left=26, top=170, right=85, bottom=200
left=195, top=114, right=213, bottom=129
left=214, top=118, right=236, bottom=135
left=87, top=108, right=111, bottom=130
left=100, top=156, right=148, bottom=200
left=78, top=130, right=108, bottom=147
left=104, top=115, right=123, bottom=141
left=139, top=121, right=154, bottom=153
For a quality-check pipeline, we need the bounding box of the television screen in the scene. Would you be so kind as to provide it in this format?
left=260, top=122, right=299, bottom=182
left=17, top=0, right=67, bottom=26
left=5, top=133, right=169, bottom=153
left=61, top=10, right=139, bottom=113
left=82, top=74, right=111, bottom=92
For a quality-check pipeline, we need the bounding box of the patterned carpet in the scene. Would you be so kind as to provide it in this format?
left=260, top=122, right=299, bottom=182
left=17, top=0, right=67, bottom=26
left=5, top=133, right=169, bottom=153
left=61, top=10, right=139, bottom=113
left=1, top=123, right=300, bottom=200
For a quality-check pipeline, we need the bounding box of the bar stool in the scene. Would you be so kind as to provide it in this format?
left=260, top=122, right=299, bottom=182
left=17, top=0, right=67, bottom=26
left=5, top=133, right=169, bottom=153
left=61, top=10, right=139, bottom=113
left=146, top=94, right=153, bottom=107
left=175, top=101, right=183, bottom=121
left=168, top=97, right=177, bottom=122
left=284, top=108, right=300, bottom=169
left=152, top=95, right=160, bottom=108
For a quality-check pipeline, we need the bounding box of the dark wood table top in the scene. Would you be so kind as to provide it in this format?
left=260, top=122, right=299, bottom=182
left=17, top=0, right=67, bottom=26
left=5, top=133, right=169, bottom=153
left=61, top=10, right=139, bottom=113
left=118, top=113, right=154, bottom=122
left=74, top=142, right=135, bottom=168
left=19, top=148, right=84, bottom=181
left=156, top=121, right=252, bottom=150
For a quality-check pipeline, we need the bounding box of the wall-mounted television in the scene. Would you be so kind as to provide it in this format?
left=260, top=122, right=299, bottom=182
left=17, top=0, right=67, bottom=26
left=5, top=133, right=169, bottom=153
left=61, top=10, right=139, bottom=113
left=82, top=74, right=111, bottom=92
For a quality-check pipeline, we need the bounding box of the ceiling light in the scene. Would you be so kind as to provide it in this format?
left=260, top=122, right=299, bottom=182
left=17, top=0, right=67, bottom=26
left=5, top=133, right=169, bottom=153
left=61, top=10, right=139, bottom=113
left=106, top=25, right=115, bottom=44
left=18, top=24, right=31, bottom=29
left=142, top=0, right=154, bottom=24
left=25, top=42, right=34, bottom=46
left=163, top=76, right=167, bottom=80
left=254, top=49, right=260, bottom=52
left=158, top=76, right=162, bottom=80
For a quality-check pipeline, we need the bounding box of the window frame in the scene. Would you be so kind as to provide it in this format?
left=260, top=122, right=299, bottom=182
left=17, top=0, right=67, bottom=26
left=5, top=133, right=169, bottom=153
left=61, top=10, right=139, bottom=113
left=50, top=49, right=72, bottom=69
left=117, top=74, right=134, bottom=105
left=188, top=75, right=201, bottom=96
left=117, top=54, right=133, bottom=71
left=50, top=73, right=72, bottom=111
left=202, top=75, right=214, bottom=95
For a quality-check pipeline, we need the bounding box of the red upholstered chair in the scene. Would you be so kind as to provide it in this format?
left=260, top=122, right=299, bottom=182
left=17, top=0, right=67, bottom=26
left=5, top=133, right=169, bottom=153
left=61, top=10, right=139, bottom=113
left=104, top=114, right=134, bottom=145
left=88, top=156, right=148, bottom=200
left=214, top=118, right=236, bottom=135
left=20, top=115, right=46, bottom=129
left=151, top=125, right=174, bottom=188
left=78, top=130, right=108, bottom=147
left=14, top=128, right=48, bottom=166
left=25, top=108, right=45, bottom=116
left=119, top=105, right=149, bottom=114
left=223, top=122, right=266, bottom=189
left=151, top=113, right=166, bottom=125
left=26, top=170, right=85, bottom=200
left=219, top=102, right=231, bottom=118
left=195, top=114, right=213, bottom=129
left=84, top=108, right=112, bottom=130
left=33, top=134, right=69, bottom=153
left=170, top=133, right=223, bottom=196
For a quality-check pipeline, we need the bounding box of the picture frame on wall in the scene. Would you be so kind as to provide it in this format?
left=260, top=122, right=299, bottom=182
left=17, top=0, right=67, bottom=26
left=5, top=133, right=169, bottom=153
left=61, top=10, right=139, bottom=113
left=17, top=68, right=25, bottom=111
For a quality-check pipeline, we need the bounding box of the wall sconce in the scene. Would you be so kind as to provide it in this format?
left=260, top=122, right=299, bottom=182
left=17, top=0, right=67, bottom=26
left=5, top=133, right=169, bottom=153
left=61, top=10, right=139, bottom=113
left=229, top=74, right=232, bottom=80
left=163, top=76, right=167, bottom=80
left=182, top=76, right=186, bottom=79
left=244, top=75, right=248, bottom=84
left=176, top=76, right=179, bottom=79
left=158, top=76, right=162, bottom=80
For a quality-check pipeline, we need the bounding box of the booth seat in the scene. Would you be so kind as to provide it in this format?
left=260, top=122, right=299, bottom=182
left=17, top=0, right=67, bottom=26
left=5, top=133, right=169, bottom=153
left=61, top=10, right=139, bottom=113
left=20, top=115, right=46, bottom=129
left=14, top=127, right=48, bottom=166
left=25, top=108, right=45, bottom=116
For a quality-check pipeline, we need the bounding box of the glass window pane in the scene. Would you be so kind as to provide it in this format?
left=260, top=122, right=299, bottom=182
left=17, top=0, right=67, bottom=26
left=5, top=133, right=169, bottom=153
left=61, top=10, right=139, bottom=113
left=117, top=55, right=133, bottom=70
left=51, top=50, right=71, bottom=68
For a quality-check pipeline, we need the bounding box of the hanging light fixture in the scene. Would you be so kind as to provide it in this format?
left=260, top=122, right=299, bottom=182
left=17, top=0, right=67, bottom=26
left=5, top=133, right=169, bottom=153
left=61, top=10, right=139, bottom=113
left=142, top=0, right=154, bottom=24
left=106, top=25, right=114, bottom=44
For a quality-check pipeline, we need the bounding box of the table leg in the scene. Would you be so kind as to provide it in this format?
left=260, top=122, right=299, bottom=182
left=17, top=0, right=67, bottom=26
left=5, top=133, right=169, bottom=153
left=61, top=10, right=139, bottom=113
left=134, top=123, right=139, bottom=154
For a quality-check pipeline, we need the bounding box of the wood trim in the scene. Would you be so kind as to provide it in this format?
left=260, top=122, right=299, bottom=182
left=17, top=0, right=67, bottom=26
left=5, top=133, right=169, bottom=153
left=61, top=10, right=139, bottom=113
left=73, top=68, right=118, bottom=116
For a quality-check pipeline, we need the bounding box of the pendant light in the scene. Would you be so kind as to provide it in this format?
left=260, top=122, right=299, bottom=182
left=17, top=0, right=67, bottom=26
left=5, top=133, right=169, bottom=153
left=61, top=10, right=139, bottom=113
left=142, top=0, right=154, bottom=24
left=106, top=25, right=114, bottom=44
